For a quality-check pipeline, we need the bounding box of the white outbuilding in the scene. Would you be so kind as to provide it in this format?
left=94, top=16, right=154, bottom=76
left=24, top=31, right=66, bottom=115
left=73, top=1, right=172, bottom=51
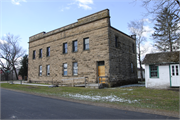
left=142, top=51, right=180, bottom=89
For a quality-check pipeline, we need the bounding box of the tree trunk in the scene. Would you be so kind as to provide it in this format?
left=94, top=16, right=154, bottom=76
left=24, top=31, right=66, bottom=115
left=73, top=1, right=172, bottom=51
left=138, top=44, right=143, bottom=81
left=13, top=65, right=18, bottom=80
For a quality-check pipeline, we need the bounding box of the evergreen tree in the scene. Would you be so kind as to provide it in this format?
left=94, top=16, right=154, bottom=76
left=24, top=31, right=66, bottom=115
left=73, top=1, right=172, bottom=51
left=152, top=7, right=180, bottom=52
left=19, top=55, right=28, bottom=79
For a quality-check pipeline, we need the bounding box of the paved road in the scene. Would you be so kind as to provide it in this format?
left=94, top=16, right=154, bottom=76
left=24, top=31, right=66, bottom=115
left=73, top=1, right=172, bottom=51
left=1, top=88, right=178, bottom=119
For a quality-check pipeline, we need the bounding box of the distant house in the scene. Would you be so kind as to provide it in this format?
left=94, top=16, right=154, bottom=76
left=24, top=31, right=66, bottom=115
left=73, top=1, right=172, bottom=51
left=142, top=51, right=180, bottom=89
left=137, top=68, right=145, bottom=80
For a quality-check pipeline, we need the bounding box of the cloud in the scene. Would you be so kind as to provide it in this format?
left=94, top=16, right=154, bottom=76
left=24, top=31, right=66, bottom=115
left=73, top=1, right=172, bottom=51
left=61, top=6, right=70, bottom=12
left=142, top=18, right=151, bottom=23
left=76, top=0, right=93, bottom=5
left=76, top=0, right=93, bottom=10
left=11, top=0, right=27, bottom=5
left=60, top=0, right=93, bottom=12
left=142, top=25, right=154, bottom=38
left=0, top=39, right=8, bottom=44
left=78, top=3, right=92, bottom=10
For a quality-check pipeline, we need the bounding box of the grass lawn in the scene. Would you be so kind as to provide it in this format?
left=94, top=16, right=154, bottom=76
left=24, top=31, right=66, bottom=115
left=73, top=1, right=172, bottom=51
left=1, top=83, right=179, bottom=113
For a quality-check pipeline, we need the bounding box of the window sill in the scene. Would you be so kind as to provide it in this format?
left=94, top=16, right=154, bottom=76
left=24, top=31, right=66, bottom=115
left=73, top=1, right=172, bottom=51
left=63, top=53, right=68, bottom=54
left=72, top=51, right=78, bottom=53
left=83, top=49, right=90, bottom=51
left=63, top=75, right=68, bottom=77
left=73, top=75, right=78, bottom=76
left=150, top=77, right=159, bottom=79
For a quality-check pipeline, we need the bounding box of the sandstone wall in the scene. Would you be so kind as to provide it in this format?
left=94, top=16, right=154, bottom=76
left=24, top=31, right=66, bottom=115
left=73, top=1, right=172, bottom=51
left=28, top=9, right=110, bottom=83
left=108, top=27, right=137, bottom=86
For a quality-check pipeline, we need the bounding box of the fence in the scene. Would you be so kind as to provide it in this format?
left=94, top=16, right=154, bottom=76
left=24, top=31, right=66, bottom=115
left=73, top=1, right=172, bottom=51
left=60, top=77, right=88, bottom=87
left=98, top=76, right=109, bottom=87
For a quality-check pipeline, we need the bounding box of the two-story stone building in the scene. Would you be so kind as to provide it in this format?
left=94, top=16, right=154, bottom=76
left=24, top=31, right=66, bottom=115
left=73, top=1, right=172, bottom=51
left=28, top=9, right=137, bottom=86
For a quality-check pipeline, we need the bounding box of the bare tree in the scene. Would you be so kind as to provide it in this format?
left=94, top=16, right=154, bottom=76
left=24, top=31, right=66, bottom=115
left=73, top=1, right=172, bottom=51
left=142, top=0, right=180, bottom=19
left=0, top=54, right=13, bottom=80
left=128, top=20, right=147, bottom=81
left=0, top=33, right=26, bottom=80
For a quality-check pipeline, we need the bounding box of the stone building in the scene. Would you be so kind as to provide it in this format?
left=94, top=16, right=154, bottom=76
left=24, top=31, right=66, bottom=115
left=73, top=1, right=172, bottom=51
left=28, top=9, right=137, bottom=86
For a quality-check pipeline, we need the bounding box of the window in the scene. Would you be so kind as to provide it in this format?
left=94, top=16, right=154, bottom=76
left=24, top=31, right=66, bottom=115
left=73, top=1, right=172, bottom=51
left=46, top=65, right=50, bottom=76
left=39, top=66, right=42, bottom=76
left=73, top=40, right=78, bottom=52
left=176, top=65, right=179, bottom=76
left=33, top=50, right=36, bottom=59
left=172, top=66, right=175, bottom=75
left=150, top=65, right=159, bottom=78
left=131, top=63, right=133, bottom=73
left=63, top=43, right=68, bottom=54
left=98, top=61, right=105, bottom=66
left=73, top=62, right=78, bottom=75
left=39, top=49, right=42, bottom=58
left=115, top=36, right=118, bottom=48
left=63, top=63, right=67, bottom=76
left=84, top=38, right=89, bottom=50
left=132, top=43, right=135, bottom=53
left=47, top=47, right=50, bottom=57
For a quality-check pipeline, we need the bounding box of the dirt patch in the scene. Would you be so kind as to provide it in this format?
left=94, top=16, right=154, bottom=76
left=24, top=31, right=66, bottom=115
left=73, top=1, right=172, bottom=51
left=2, top=88, right=179, bottom=118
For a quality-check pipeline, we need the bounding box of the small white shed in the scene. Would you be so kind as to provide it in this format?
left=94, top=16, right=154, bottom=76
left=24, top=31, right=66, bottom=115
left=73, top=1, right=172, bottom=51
left=142, top=51, right=180, bottom=89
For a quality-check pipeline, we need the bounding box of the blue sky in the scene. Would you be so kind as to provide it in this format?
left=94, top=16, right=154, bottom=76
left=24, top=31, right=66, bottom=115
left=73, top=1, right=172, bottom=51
left=0, top=0, right=154, bottom=55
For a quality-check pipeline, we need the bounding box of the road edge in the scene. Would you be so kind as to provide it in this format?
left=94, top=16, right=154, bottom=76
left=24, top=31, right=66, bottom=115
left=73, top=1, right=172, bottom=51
left=1, top=87, right=179, bottom=118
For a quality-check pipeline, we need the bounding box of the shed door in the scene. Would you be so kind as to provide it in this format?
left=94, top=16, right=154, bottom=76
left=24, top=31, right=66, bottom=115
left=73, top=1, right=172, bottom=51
left=98, top=61, right=105, bottom=83
left=170, top=64, right=180, bottom=87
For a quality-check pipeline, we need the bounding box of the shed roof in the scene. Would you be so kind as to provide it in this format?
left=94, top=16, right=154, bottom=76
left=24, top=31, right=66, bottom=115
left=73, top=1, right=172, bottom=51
left=142, top=51, right=180, bottom=65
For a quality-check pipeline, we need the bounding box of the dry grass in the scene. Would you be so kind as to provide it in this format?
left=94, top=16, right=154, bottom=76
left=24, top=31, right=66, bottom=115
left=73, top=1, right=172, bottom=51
left=1, top=83, right=179, bottom=113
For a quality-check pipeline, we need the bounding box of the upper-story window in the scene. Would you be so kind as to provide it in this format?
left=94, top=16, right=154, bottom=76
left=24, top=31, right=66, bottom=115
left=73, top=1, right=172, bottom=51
left=73, top=40, right=78, bottom=52
left=115, top=36, right=118, bottom=48
left=84, top=38, right=89, bottom=50
left=47, top=47, right=50, bottom=57
left=39, top=49, right=42, bottom=58
left=33, top=50, right=36, bottom=59
left=132, top=43, right=135, bottom=53
left=63, top=43, right=68, bottom=54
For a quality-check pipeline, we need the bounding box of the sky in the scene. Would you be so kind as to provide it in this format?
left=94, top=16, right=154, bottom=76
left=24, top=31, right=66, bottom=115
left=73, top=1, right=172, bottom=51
left=0, top=0, right=155, bottom=60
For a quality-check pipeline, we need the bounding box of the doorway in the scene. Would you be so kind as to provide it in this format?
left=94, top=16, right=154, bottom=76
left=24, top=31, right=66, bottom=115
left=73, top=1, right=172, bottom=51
left=97, top=61, right=105, bottom=83
left=170, top=64, right=180, bottom=87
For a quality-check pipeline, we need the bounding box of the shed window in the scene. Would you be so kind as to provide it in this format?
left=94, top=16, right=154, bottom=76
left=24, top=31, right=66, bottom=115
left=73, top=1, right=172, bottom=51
left=150, top=65, right=159, bottom=78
